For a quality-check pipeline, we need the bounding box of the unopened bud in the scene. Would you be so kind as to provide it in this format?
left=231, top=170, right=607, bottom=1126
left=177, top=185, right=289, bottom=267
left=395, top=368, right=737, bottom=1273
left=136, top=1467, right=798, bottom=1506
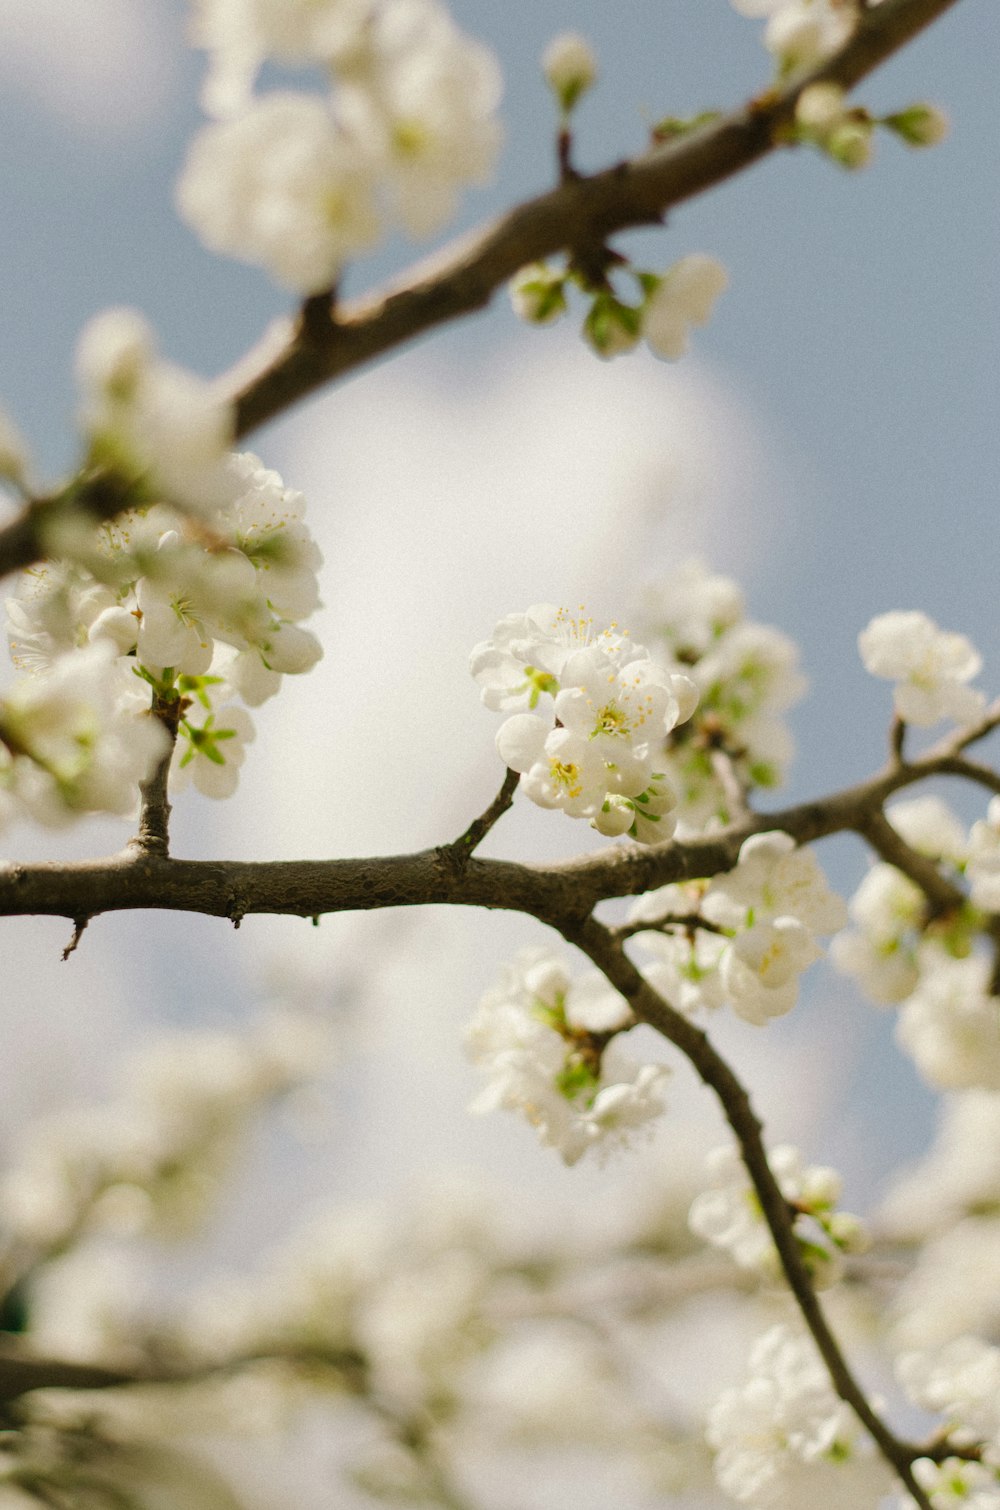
left=795, top=83, right=845, bottom=133
left=542, top=33, right=597, bottom=115
left=883, top=104, right=949, bottom=147
left=826, top=120, right=873, bottom=170
left=510, top=263, right=567, bottom=325
left=582, top=294, right=641, bottom=359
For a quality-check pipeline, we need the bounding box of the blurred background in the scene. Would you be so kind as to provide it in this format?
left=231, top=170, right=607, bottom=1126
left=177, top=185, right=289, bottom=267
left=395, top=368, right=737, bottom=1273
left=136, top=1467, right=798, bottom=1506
left=0, top=1, right=994, bottom=1500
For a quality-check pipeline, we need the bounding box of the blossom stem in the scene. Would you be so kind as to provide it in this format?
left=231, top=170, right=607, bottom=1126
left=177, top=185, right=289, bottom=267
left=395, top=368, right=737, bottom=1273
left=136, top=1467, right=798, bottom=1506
left=132, top=699, right=181, bottom=858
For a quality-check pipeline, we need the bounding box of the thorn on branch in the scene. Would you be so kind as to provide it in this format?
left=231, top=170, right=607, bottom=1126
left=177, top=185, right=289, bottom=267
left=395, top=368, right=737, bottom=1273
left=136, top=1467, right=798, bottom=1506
left=890, top=714, right=907, bottom=765
left=297, top=288, right=339, bottom=343
left=61, top=915, right=91, bottom=960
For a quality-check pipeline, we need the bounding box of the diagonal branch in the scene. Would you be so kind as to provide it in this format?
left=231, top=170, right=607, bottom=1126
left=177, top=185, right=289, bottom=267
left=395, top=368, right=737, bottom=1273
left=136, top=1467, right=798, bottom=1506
left=560, top=913, right=941, bottom=1506
left=0, top=0, right=963, bottom=585
left=225, top=0, right=961, bottom=436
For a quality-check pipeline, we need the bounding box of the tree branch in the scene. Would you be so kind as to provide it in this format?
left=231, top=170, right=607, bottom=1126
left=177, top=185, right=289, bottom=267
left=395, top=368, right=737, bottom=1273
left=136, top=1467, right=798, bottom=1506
left=0, top=0, right=963, bottom=585
left=0, top=731, right=991, bottom=925
left=560, top=914, right=939, bottom=1507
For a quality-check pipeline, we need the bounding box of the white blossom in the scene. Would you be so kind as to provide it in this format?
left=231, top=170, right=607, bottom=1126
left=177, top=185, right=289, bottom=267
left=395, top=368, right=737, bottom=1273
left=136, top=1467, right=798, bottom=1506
left=172, top=704, right=256, bottom=799
left=968, top=798, right=1000, bottom=912
left=465, top=949, right=668, bottom=1165
left=888, top=794, right=969, bottom=869
left=897, top=954, right=1000, bottom=1091
left=0, top=1012, right=330, bottom=1248
left=880, top=1092, right=1000, bottom=1242
left=703, top=830, right=847, bottom=935
left=731, top=0, right=856, bottom=72
left=721, top=915, right=823, bottom=1024
left=707, top=1323, right=887, bottom=1507
left=5, top=451, right=323, bottom=806
left=643, top=254, right=729, bottom=361
left=76, top=309, right=234, bottom=514
left=911, top=1457, right=1000, bottom=1509
left=337, top=0, right=503, bottom=239
left=191, top=0, right=377, bottom=118
left=690, top=1143, right=862, bottom=1287
left=639, top=575, right=808, bottom=828
left=642, top=558, right=745, bottom=659
left=830, top=861, right=924, bottom=1003
left=477, top=606, right=694, bottom=843
left=859, top=610, right=986, bottom=728
left=470, top=603, right=641, bottom=712
left=177, top=93, right=382, bottom=294
left=892, top=1219, right=1000, bottom=1350
left=898, top=1335, right=1000, bottom=1451
left=640, top=924, right=729, bottom=1017
left=0, top=644, right=168, bottom=827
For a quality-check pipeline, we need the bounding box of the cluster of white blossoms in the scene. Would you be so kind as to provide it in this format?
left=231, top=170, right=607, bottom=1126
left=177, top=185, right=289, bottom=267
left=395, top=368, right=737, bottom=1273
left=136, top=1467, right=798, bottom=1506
left=471, top=563, right=815, bottom=850
left=832, top=796, right=1000, bottom=1096
left=75, top=307, right=234, bottom=516
left=471, top=603, right=698, bottom=844
left=179, top=0, right=503, bottom=293
left=730, top=0, right=856, bottom=74
left=707, top=1323, right=890, bottom=1508
left=464, top=948, right=670, bottom=1165
left=0, top=643, right=169, bottom=829
left=896, top=1338, right=1000, bottom=1507
left=634, top=831, right=846, bottom=1026
left=640, top=560, right=808, bottom=831
left=859, top=610, right=986, bottom=729
left=5, top=335, right=322, bottom=814
left=689, top=1142, right=867, bottom=1288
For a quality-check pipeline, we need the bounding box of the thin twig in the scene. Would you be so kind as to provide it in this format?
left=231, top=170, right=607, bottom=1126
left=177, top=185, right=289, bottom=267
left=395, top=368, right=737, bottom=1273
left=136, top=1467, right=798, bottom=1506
left=611, top=911, right=726, bottom=943
left=444, top=768, right=520, bottom=861
left=928, top=755, right=1000, bottom=798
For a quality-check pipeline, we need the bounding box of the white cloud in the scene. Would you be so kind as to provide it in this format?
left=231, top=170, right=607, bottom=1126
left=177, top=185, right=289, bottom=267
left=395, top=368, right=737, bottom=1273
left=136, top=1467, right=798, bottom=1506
left=162, top=336, right=818, bottom=1206
left=0, top=0, right=178, bottom=136
left=213, top=335, right=786, bottom=864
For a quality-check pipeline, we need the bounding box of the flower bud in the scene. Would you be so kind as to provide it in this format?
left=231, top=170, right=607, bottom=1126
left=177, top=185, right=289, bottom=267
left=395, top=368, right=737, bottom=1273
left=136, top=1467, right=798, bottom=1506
left=510, top=263, right=567, bottom=325
left=795, top=83, right=845, bottom=133
left=883, top=104, right=949, bottom=147
left=542, top=33, right=597, bottom=115
left=827, top=1211, right=871, bottom=1254
left=0, top=408, right=29, bottom=485
left=826, top=120, right=873, bottom=170
left=582, top=294, right=641, bottom=359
